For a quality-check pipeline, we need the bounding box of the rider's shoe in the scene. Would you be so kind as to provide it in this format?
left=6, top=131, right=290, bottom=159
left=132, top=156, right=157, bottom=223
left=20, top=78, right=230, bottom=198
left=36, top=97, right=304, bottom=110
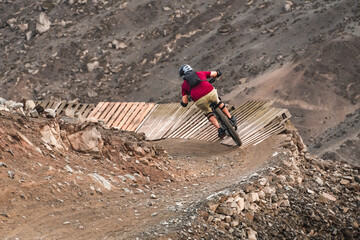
left=229, top=115, right=237, bottom=127
left=218, top=127, right=226, bottom=139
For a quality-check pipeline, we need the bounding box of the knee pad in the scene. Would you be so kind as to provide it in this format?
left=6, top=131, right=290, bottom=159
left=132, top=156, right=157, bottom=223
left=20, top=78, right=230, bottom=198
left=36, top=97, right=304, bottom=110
left=217, top=101, right=226, bottom=110
left=205, top=112, right=215, bottom=120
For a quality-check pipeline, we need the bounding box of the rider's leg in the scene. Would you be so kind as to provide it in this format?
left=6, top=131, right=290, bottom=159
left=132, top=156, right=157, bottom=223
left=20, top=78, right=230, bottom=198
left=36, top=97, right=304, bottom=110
left=206, top=112, right=225, bottom=138
left=208, top=115, right=220, bottom=129
left=218, top=101, right=237, bottom=127
left=218, top=102, right=232, bottom=119
left=205, top=112, right=220, bottom=129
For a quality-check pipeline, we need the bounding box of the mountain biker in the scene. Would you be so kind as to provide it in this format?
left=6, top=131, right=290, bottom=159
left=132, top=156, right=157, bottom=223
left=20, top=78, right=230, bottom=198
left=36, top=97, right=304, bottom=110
left=179, top=64, right=236, bottom=139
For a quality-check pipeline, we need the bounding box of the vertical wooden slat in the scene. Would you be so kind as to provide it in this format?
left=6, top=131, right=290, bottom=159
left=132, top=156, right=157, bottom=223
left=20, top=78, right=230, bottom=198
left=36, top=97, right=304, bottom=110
left=128, top=103, right=156, bottom=132
left=112, top=103, right=133, bottom=128
left=94, top=102, right=109, bottom=119
left=103, top=102, right=121, bottom=124
left=99, top=102, right=115, bottom=120
left=83, top=104, right=95, bottom=118
left=56, top=101, right=67, bottom=114
left=77, top=104, right=89, bottom=116
left=108, top=103, right=127, bottom=128
left=123, top=102, right=146, bottom=131
left=116, top=103, right=140, bottom=129
left=88, top=102, right=105, bottom=118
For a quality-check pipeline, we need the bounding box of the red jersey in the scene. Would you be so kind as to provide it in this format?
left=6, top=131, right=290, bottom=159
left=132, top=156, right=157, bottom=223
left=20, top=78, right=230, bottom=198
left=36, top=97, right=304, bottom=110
left=181, top=71, right=214, bottom=102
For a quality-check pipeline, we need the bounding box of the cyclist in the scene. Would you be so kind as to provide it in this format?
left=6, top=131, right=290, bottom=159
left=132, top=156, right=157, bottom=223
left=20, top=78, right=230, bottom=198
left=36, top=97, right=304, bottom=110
left=179, top=64, right=236, bottom=139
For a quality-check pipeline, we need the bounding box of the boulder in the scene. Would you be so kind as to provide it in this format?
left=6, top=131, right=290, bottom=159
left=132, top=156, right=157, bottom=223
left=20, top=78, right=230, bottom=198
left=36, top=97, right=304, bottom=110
left=6, top=100, right=23, bottom=109
left=44, top=109, right=56, bottom=118
left=87, top=61, right=99, bottom=72
left=285, top=1, right=293, bottom=12
left=40, top=125, right=63, bottom=150
left=0, top=106, right=9, bottom=112
left=18, top=23, right=28, bottom=32
left=36, top=13, right=51, bottom=34
left=25, top=100, right=36, bottom=111
left=248, top=192, right=260, bottom=202
left=67, top=126, right=103, bottom=153
left=30, top=109, right=39, bottom=118
left=26, top=31, right=32, bottom=41
left=247, top=228, right=257, bottom=240
left=89, top=173, right=111, bottom=190
left=318, top=192, right=337, bottom=202
left=112, top=39, right=127, bottom=49
left=215, top=206, right=232, bottom=216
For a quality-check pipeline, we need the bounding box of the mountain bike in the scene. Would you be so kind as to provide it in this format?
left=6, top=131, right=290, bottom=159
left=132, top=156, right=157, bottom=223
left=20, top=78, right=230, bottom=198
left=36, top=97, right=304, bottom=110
left=208, top=78, right=242, bottom=147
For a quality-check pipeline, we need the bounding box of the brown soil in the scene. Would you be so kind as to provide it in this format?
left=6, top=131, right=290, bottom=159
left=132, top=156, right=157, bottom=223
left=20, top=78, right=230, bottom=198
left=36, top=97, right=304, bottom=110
left=0, top=112, right=284, bottom=239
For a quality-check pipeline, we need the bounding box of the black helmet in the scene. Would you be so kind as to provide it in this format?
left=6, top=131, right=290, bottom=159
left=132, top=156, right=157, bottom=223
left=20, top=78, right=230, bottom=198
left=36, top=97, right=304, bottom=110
left=179, top=64, right=193, bottom=77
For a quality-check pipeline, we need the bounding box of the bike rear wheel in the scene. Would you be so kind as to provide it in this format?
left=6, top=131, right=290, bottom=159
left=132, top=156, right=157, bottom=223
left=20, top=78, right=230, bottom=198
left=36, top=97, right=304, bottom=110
left=215, top=108, right=242, bottom=147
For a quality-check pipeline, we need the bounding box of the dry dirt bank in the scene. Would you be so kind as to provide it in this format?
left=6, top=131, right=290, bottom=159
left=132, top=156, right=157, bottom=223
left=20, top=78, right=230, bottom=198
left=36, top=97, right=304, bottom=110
left=0, top=111, right=287, bottom=239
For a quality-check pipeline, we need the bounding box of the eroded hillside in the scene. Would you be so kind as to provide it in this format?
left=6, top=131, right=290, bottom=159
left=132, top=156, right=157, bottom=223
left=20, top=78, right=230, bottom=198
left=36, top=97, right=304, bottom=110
left=0, top=0, right=359, bottom=103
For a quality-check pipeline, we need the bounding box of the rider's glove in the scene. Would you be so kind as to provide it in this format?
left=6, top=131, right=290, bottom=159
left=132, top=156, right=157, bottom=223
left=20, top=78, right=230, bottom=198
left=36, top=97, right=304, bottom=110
left=216, top=69, right=222, bottom=77
left=180, top=101, right=188, bottom=107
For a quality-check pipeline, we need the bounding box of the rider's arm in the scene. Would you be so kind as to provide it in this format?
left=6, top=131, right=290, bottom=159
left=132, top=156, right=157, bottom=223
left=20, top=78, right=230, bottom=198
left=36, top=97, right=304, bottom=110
left=182, top=95, right=188, bottom=104
left=210, top=71, right=217, bottom=77
left=181, top=95, right=188, bottom=107
left=210, top=69, right=222, bottom=77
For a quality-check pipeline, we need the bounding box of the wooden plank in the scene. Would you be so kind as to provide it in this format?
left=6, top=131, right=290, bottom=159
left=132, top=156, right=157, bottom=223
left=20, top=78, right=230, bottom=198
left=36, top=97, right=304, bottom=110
left=88, top=102, right=104, bottom=118
left=222, top=108, right=283, bottom=146
left=52, top=101, right=59, bottom=109
left=238, top=108, right=282, bottom=138
left=135, top=104, right=159, bottom=132
left=39, top=100, right=49, bottom=108
left=149, top=104, right=192, bottom=139
left=241, top=125, right=283, bottom=147
left=137, top=103, right=183, bottom=140
left=251, top=126, right=284, bottom=146
left=234, top=101, right=266, bottom=124
left=241, top=121, right=279, bottom=146
left=99, top=102, right=115, bottom=120
left=117, top=103, right=140, bottom=129
left=112, top=103, right=133, bottom=128
left=123, top=102, right=146, bottom=131
left=169, top=109, right=203, bottom=138
left=72, top=103, right=82, bottom=113
left=56, top=101, right=67, bottom=114
left=64, top=103, right=74, bottom=111
left=94, top=102, right=109, bottom=119
left=108, top=103, right=127, bottom=128
left=195, top=124, right=215, bottom=140
left=195, top=102, right=265, bottom=142
left=83, top=104, right=95, bottom=118
left=163, top=103, right=196, bottom=138
left=166, top=105, right=200, bottom=138
left=77, top=104, right=89, bottom=116
left=128, top=103, right=156, bottom=132
left=182, top=118, right=209, bottom=139
left=103, top=102, right=121, bottom=124
left=45, top=100, right=54, bottom=109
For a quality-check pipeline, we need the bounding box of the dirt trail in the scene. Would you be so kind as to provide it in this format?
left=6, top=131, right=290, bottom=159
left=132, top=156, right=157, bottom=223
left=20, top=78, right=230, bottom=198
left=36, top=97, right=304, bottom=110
left=1, top=124, right=285, bottom=239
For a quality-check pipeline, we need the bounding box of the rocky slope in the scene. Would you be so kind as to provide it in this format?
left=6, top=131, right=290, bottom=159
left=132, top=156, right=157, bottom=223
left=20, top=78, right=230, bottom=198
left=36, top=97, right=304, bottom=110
left=165, top=123, right=360, bottom=240
left=0, top=0, right=358, bottom=103
left=0, top=109, right=177, bottom=238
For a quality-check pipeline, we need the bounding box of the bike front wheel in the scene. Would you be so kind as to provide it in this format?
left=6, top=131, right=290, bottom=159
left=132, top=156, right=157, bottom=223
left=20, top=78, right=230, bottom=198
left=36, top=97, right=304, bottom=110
left=215, top=108, right=242, bottom=147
